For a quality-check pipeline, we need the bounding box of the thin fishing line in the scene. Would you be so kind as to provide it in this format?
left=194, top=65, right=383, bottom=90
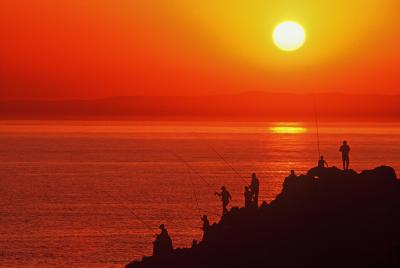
left=312, top=91, right=321, bottom=158
left=169, top=151, right=212, bottom=187
left=102, top=190, right=157, bottom=235
left=208, top=145, right=249, bottom=185
left=169, top=150, right=222, bottom=217
left=189, top=178, right=202, bottom=218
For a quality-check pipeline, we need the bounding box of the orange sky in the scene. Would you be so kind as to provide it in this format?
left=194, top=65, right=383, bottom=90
left=1, top=0, right=399, bottom=100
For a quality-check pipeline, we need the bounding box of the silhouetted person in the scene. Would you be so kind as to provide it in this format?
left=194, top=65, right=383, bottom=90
left=339, top=140, right=351, bottom=170
left=201, top=215, right=210, bottom=241
left=244, top=186, right=252, bottom=209
left=318, top=155, right=328, bottom=168
left=250, top=173, right=260, bottom=207
left=215, top=186, right=232, bottom=215
left=283, top=170, right=297, bottom=189
left=287, top=170, right=297, bottom=180
left=201, top=215, right=210, bottom=232
left=153, top=224, right=173, bottom=257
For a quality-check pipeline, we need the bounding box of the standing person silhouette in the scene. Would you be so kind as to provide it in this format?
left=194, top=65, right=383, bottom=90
left=339, top=140, right=351, bottom=170
left=215, top=186, right=232, bottom=215
left=250, top=173, right=260, bottom=208
left=200, top=215, right=210, bottom=241
left=244, top=186, right=252, bottom=209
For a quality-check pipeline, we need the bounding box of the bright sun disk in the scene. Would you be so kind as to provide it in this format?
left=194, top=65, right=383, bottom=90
left=273, top=21, right=306, bottom=51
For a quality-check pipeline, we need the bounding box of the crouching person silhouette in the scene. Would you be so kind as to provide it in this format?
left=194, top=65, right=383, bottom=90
left=153, top=224, right=173, bottom=257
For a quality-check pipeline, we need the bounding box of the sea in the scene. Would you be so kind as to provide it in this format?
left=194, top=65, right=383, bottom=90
left=0, top=120, right=399, bottom=267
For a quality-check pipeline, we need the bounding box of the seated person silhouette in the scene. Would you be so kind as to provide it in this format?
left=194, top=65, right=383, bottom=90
left=318, top=155, right=328, bottom=168
left=283, top=170, right=298, bottom=189
left=152, top=224, right=173, bottom=257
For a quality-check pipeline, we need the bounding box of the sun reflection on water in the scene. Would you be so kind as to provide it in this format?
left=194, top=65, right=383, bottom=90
left=269, top=123, right=308, bottom=134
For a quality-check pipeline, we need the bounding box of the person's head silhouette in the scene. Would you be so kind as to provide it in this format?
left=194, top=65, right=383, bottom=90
left=320, top=155, right=324, bottom=160
left=343, top=140, right=347, bottom=145
left=221, top=186, right=226, bottom=191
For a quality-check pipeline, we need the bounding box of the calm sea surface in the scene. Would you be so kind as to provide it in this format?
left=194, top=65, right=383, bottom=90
left=0, top=121, right=399, bottom=267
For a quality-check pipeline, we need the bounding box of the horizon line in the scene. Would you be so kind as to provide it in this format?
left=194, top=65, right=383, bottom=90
left=2, top=91, right=400, bottom=102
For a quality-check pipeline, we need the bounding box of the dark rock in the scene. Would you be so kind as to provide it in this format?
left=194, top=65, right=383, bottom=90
left=126, top=166, right=400, bottom=268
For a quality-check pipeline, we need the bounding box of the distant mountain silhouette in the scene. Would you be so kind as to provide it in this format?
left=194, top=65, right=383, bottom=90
left=127, top=166, right=400, bottom=268
left=1, top=92, right=399, bottom=121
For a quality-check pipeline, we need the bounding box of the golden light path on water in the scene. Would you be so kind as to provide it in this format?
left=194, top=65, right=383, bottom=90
left=269, top=123, right=308, bottom=134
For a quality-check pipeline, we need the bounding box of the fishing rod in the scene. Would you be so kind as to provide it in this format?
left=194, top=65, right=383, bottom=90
left=169, top=151, right=212, bottom=187
left=79, top=170, right=158, bottom=236
left=88, top=190, right=153, bottom=262
left=185, top=165, right=202, bottom=218
left=82, top=177, right=157, bottom=235
left=312, top=91, right=321, bottom=158
left=29, top=174, right=154, bottom=262
left=188, top=179, right=220, bottom=218
left=169, top=151, right=221, bottom=218
left=208, top=145, right=249, bottom=185
left=102, top=190, right=157, bottom=235
left=68, top=187, right=152, bottom=258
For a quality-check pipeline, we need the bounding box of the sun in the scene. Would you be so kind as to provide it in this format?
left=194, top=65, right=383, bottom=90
left=273, top=21, right=306, bottom=52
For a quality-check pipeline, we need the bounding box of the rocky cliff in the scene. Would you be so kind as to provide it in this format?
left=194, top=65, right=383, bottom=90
left=127, top=166, right=400, bottom=268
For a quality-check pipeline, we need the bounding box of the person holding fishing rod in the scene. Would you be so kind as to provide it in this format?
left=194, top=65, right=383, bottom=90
left=215, top=186, right=232, bottom=216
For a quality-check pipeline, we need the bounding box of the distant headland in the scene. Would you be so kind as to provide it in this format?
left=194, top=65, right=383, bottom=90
left=126, top=165, right=400, bottom=268
left=1, top=92, right=399, bottom=121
